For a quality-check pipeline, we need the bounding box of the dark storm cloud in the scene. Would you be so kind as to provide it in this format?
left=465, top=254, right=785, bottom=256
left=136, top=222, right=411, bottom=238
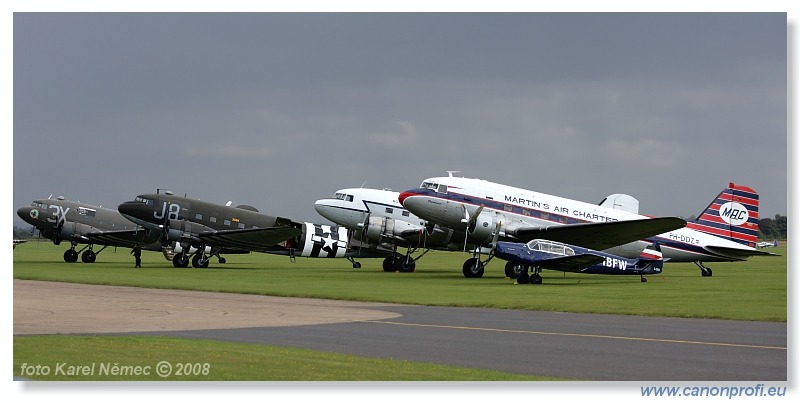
left=12, top=12, right=787, bottom=226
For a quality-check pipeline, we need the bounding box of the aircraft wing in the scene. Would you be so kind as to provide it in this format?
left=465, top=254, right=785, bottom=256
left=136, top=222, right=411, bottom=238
left=197, top=226, right=302, bottom=251
left=84, top=229, right=161, bottom=249
left=510, top=217, right=686, bottom=251
left=536, top=254, right=607, bottom=273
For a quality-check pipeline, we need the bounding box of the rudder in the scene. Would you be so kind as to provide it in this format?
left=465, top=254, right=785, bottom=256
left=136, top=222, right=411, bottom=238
left=688, top=183, right=760, bottom=247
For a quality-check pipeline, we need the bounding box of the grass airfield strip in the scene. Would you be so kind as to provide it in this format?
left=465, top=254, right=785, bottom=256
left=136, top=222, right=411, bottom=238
left=12, top=242, right=786, bottom=381
left=12, top=242, right=786, bottom=321
left=14, top=336, right=559, bottom=381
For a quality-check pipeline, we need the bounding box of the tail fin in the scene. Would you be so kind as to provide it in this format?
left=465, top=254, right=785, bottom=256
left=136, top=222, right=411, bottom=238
left=635, top=242, right=664, bottom=274
left=688, top=183, right=760, bottom=247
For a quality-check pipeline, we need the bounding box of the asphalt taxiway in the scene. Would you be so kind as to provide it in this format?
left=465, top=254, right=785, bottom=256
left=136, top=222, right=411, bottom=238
left=14, top=280, right=787, bottom=381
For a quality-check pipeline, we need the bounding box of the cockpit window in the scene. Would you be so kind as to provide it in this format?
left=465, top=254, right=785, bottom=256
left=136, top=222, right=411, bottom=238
left=421, top=182, right=447, bottom=194
left=527, top=240, right=575, bottom=256
left=346, top=195, right=354, bottom=202
left=134, top=197, right=155, bottom=206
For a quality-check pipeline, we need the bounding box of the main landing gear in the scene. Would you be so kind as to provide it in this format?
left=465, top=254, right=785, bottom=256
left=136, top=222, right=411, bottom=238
left=462, top=247, right=496, bottom=278
left=63, top=244, right=107, bottom=263
left=382, top=252, right=417, bottom=273
left=694, top=262, right=713, bottom=277
left=505, top=263, right=543, bottom=285
left=171, top=248, right=226, bottom=268
left=378, top=246, right=431, bottom=273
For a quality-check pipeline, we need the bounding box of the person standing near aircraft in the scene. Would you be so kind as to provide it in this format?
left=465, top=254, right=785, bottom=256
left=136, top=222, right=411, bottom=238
left=131, top=246, right=142, bottom=268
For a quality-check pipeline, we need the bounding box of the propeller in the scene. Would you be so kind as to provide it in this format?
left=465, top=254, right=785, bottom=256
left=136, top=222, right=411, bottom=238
left=460, top=204, right=484, bottom=251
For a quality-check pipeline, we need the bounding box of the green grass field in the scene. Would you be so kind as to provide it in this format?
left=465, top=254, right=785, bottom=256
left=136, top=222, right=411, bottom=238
left=13, top=336, right=557, bottom=381
left=12, top=241, right=787, bottom=381
left=12, top=241, right=787, bottom=321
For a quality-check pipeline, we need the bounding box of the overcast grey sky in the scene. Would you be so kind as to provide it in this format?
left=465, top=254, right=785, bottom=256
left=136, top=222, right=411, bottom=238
left=10, top=12, right=788, bottom=228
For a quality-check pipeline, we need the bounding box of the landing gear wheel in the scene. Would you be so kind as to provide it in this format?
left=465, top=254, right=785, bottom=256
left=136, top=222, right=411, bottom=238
left=81, top=250, right=96, bottom=263
left=192, top=254, right=210, bottom=268
left=701, top=268, right=713, bottom=277
left=382, top=256, right=397, bottom=272
left=397, top=258, right=416, bottom=273
left=515, top=272, right=530, bottom=284
left=218, top=257, right=227, bottom=264
left=641, top=277, right=648, bottom=283
left=531, top=273, right=543, bottom=284
left=462, top=258, right=485, bottom=278
left=173, top=253, right=190, bottom=268
left=64, top=249, right=79, bottom=263
left=504, top=261, right=525, bottom=279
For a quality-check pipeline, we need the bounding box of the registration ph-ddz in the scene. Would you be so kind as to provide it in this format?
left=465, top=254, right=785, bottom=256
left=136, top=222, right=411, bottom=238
left=19, top=361, right=211, bottom=378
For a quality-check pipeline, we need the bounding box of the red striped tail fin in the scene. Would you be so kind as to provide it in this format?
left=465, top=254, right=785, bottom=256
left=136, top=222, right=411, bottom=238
left=687, top=183, right=760, bottom=247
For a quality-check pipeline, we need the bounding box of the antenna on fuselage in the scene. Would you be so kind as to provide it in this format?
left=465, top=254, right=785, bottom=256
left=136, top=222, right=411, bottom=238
left=447, top=171, right=461, bottom=177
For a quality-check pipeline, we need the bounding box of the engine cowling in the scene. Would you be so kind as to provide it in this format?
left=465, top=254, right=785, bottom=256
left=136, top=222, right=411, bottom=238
left=171, top=242, right=212, bottom=256
left=295, top=222, right=349, bottom=258
left=54, top=222, right=96, bottom=243
left=467, top=210, right=497, bottom=243
left=364, top=216, right=422, bottom=243
left=164, top=219, right=214, bottom=244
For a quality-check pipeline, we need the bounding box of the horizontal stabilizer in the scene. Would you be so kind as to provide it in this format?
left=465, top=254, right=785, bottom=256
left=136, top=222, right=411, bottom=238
left=704, top=245, right=780, bottom=261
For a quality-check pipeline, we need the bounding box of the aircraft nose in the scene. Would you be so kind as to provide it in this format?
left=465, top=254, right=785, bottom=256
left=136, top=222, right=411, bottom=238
left=117, top=201, right=146, bottom=221
left=398, top=191, right=415, bottom=206
left=313, top=199, right=333, bottom=219
left=16, top=207, right=37, bottom=224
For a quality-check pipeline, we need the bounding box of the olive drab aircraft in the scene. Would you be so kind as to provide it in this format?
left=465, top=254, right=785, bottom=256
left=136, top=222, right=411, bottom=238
left=399, top=174, right=776, bottom=278
left=117, top=190, right=393, bottom=268
left=315, top=187, right=646, bottom=273
left=16, top=196, right=163, bottom=263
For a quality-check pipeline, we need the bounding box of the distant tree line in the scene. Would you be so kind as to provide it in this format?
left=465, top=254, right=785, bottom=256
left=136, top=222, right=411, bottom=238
left=759, top=214, right=787, bottom=240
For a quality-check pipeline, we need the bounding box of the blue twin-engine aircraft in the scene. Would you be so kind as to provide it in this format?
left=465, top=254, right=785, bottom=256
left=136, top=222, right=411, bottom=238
left=493, top=238, right=666, bottom=285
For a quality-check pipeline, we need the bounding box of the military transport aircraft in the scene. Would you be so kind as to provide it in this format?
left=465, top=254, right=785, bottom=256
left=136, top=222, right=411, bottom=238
left=16, top=196, right=163, bottom=263
left=399, top=174, right=775, bottom=278
left=118, top=190, right=392, bottom=268
left=314, top=187, right=478, bottom=272
left=493, top=238, right=666, bottom=284
left=315, top=187, right=650, bottom=273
